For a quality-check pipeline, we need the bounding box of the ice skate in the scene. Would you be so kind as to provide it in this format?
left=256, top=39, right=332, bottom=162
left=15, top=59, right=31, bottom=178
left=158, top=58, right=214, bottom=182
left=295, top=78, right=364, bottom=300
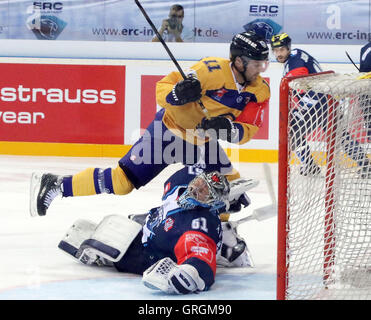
left=299, top=162, right=322, bottom=177
left=30, top=173, right=63, bottom=217
left=357, top=161, right=371, bottom=179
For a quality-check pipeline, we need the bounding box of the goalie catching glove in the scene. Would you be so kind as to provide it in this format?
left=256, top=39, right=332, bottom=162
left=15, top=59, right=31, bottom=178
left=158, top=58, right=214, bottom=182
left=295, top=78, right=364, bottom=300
left=171, top=75, right=202, bottom=105
left=199, top=116, right=239, bottom=143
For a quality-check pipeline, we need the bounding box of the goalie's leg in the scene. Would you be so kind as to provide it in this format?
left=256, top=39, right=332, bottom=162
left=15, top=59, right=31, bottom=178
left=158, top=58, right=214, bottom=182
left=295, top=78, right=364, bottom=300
left=58, top=218, right=99, bottom=263
left=217, top=221, right=254, bottom=268
left=58, top=215, right=142, bottom=267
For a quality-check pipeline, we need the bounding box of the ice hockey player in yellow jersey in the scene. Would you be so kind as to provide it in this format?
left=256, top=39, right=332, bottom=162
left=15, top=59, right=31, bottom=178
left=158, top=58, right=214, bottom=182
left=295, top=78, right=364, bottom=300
left=30, top=31, right=271, bottom=222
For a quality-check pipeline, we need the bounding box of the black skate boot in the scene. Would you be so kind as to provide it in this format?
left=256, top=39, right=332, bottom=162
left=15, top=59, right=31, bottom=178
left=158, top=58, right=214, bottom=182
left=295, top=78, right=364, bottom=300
left=299, top=161, right=322, bottom=177
left=356, top=159, right=371, bottom=179
left=30, top=173, right=63, bottom=217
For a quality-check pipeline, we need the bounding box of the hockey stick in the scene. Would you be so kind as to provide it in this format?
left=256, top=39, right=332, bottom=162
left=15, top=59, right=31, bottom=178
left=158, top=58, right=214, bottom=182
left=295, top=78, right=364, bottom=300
left=135, top=0, right=209, bottom=119
left=233, top=207, right=276, bottom=226
left=262, top=162, right=276, bottom=205
left=345, top=51, right=360, bottom=71
left=234, top=163, right=276, bottom=226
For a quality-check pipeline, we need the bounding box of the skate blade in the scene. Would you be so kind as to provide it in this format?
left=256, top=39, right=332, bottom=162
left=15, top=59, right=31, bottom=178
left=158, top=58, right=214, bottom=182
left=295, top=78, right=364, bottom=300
left=29, top=172, right=42, bottom=217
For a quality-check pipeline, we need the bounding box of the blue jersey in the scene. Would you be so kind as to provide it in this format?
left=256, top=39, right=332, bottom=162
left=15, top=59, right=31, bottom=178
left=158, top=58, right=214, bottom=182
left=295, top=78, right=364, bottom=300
left=283, top=48, right=322, bottom=77
left=141, top=166, right=222, bottom=289
left=360, top=42, right=371, bottom=72
left=283, top=48, right=325, bottom=113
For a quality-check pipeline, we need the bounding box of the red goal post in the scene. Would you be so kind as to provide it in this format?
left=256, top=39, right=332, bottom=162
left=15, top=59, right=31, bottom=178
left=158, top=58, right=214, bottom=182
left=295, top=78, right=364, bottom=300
left=277, top=71, right=371, bottom=300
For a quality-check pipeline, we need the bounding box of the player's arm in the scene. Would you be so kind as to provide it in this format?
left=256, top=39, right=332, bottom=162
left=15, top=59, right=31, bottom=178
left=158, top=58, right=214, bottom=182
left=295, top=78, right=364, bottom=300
left=285, top=66, right=309, bottom=78
left=174, top=230, right=217, bottom=290
left=200, top=79, right=270, bottom=144
left=233, top=99, right=269, bottom=144
left=142, top=230, right=218, bottom=294
left=156, top=59, right=220, bottom=108
left=156, top=69, right=202, bottom=107
left=284, top=54, right=309, bottom=78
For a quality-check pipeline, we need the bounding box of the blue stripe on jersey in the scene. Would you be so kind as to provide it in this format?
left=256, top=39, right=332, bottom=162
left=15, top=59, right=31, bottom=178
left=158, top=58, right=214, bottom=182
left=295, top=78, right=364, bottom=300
left=103, top=168, right=114, bottom=194
left=205, top=88, right=257, bottom=111
left=162, top=184, right=187, bottom=201
left=165, top=207, right=186, bottom=217
left=234, top=122, right=244, bottom=141
left=170, top=275, right=192, bottom=294
left=93, top=168, right=101, bottom=194
left=62, top=176, right=73, bottom=197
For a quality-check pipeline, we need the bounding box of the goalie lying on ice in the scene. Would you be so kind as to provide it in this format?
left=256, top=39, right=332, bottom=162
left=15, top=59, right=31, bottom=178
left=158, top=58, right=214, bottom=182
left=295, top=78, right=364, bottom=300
left=58, top=166, right=257, bottom=295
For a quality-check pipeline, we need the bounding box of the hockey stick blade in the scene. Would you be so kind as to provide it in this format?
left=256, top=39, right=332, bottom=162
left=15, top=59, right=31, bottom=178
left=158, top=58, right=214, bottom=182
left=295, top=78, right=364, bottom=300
left=251, top=204, right=276, bottom=221
left=233, top=164, right=277, bottom=226
left=234, top=204, right=276, bottom=226
left=29, top=172, right=42, bottom=217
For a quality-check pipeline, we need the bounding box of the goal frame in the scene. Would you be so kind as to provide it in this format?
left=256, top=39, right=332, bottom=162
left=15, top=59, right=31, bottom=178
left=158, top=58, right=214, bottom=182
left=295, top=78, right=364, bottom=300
left=276, top=70, right=336, bottom=300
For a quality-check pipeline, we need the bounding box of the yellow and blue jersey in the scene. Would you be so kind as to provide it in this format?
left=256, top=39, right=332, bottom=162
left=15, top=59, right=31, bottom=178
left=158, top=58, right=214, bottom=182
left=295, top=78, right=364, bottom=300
left=156, top=57, right=270, bottom=145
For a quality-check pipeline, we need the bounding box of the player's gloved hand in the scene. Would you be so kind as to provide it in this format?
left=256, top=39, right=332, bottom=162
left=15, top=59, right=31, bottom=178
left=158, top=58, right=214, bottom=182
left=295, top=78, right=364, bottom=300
left=228, top=193, right=251, bottom=213
left=172, top=76, right=202, bottom=105
left=199, top=116, right=239, bottom=142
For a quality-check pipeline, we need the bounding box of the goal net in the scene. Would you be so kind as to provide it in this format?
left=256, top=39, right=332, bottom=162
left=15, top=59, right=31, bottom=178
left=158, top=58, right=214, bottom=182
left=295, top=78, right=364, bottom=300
left=277, top=71, right=371, bottom=300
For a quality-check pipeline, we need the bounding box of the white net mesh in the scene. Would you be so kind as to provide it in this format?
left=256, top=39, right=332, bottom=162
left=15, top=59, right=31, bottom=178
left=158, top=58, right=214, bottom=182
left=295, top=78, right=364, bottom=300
left=284, top=72, right=371, bottom=300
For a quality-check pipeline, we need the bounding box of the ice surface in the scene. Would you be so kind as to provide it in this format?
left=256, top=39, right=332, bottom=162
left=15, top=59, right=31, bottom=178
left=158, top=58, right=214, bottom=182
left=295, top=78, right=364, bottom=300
left=0, top=155, right=277, bottom=300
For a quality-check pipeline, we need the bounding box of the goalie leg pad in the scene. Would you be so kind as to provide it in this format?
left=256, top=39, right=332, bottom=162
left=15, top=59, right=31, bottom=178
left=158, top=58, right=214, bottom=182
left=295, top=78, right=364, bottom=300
left=58, top=219, right=98, bottom=258
left=77, top=214, right=142, bottom=263
left=142, top=257, right=206, bottom=294
left=217, top=221, right=254, bottom=268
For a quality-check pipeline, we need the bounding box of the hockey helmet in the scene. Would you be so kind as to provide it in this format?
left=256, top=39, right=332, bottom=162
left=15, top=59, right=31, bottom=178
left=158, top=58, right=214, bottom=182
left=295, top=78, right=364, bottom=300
left=245, top=21, right=274, bottom=42
left=177, top=171, right=230, bottom=211
left=271, top=33, right=291, bottom=49
left=230, top=31, right=269, bottom=61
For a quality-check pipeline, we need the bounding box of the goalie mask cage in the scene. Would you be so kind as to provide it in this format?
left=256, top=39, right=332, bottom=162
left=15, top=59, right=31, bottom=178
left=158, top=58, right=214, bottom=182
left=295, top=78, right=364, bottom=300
left=277, top=71, right=371, bottom=300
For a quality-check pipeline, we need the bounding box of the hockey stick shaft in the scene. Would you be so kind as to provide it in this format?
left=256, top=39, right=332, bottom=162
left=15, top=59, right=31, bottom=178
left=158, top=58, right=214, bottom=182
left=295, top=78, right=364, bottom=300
left=345, top=51, right=360, bottom=71
left=135, top=0, right=186, bottom=78
left=263, top=162, right=276, bottom=205
left=234, top=204, right=276, bottom=225
left=234, top=163, right=277, bottom=226
left=135, top=0, right=209, bottom=118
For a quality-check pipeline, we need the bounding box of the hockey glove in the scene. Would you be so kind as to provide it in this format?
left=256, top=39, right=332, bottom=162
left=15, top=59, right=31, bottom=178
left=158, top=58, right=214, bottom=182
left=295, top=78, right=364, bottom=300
left=200, top=116, right=239, bottom=142
left=171, top=76, right=202, bottom=105
left=228, top=193, right=251, bottom=213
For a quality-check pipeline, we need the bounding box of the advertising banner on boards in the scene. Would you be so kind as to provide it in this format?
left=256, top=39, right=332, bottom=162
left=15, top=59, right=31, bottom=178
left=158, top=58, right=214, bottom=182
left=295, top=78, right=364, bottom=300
left=0, top=63, right=126, bottom=144
left=0, top=0, right=369, bottom=44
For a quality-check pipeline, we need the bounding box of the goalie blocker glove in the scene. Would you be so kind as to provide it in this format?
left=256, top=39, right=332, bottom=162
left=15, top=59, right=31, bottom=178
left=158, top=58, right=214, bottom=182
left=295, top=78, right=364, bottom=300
left=199, top=116, right=239, bottom=143
left=142, top=257, right=206, bottom=294
left=170, top=76, right=202, bottom=105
